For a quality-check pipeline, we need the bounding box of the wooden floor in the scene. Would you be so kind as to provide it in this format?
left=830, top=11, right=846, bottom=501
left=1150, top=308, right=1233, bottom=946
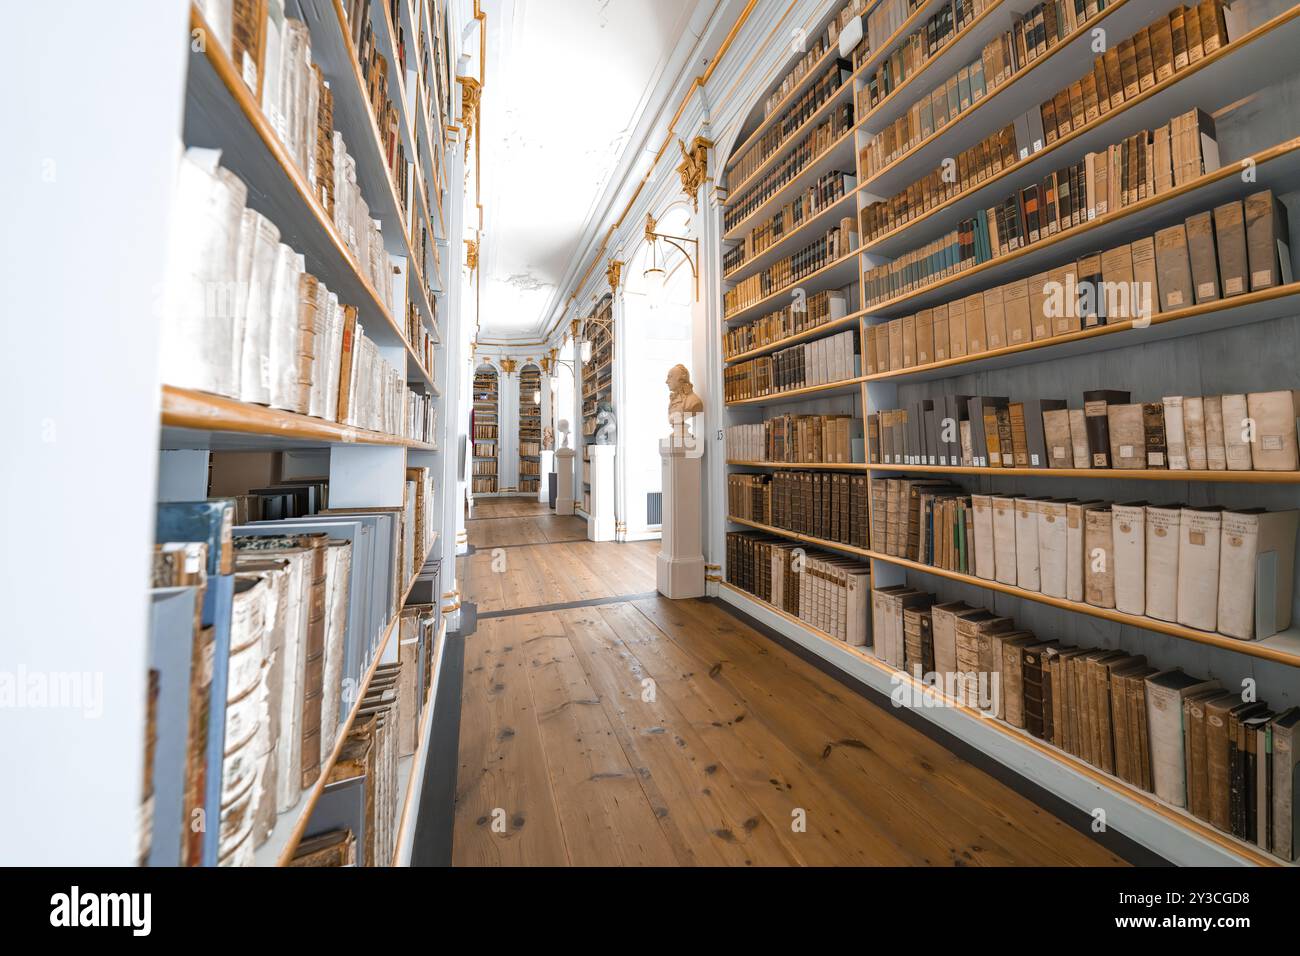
left=452, top=499, right=1126, bottom=867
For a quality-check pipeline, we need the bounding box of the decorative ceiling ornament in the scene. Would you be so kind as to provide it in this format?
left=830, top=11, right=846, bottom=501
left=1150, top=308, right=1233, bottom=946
left=676, top=136, right=713, bottom=213
left=458, top=76, right=482, bottom=158
left=540, top=355, right=551, bottom=373
left=464, top=237, right=479, bottom=275
left=606, top=259, right=624, bottom=294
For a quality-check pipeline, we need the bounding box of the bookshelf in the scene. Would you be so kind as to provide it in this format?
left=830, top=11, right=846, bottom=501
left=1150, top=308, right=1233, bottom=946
left=472, top=365, right=499, bottom=495
left=519, top=364, right=542, bottom=494
left=581, top=296, right=614, bottom=512
left=717, top=0, right=1300, bottom=866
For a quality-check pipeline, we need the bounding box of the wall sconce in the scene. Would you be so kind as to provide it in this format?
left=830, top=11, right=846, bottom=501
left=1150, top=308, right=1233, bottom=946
left=580, top=339, right=593, bottom=363
left=643, top=212, right=699, bottom=301
left=532, top=390, right=541, bottom=405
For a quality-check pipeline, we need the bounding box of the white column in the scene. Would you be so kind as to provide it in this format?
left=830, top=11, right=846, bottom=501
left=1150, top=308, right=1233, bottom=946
left=697, top=158, right=728, bottom=596
left=611, top=284, right=629, bottom=541
left=538, top=449, right=554, bottom=504
left=586, top=444, right=616, bottom=541
left=555, top=446, right=576, bottom=515
left=656, top=439, right=706, bottom=598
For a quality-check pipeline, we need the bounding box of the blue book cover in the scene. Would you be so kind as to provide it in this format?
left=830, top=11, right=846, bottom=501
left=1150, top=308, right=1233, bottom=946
left=155, top=500, right=235, bottom=576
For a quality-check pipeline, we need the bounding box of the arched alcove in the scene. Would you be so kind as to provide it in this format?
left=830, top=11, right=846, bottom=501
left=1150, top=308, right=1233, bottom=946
left=470, top=364, right=499, bottom=495
left=517, top=362, right=542, bottom=493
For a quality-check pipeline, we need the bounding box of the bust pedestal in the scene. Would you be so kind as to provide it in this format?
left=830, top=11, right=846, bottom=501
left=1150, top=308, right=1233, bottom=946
left=656, top=441, right=705, bottom=599
left=538, top=450, right=554, bottom=504
left=555, top=447, right=575, bottom=516
left=586, top=444, right=616, bottom=541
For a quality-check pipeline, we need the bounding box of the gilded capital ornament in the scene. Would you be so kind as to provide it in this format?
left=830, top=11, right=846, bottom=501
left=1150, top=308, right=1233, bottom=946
left=606, top=259, right=624, bottom=293
left=499, top=358, right=517, bottom=374
left=676, top=136, right=713, bottom=212
left=458, top=76, right=482, bottom=158
left=464, top=238, right=479, bottom=275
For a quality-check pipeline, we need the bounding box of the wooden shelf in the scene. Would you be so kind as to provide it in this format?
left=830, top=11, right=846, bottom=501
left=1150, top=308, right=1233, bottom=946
left=865, top=282, right=1300, bottom=382
left=718, top=581, right=1287, bottom=867
left=726, top=373, right=867, bottom=407
left=256, top=535, right=438, bottom=866
left=862, top=137, right=1300, bottom=317
left=728, top=459, right=867, bottom=470
left=727, top=514, right=873, bottom=560
left=864, top=549, right=1300, bottom=667
left=160, top=386, right=436, bottom=451
left=724, top=310, right=867, bottom=364
left=723, top=246, right=860, bottom=324
left=859, top=6, right=1300, bottom=261
left=866, top=462, right=1300, bottom=483
left=185, top=4, right=437, bottom=389
left=723, top=188, right=859, bottom=284
left=392, top=615, right=446, bottom=866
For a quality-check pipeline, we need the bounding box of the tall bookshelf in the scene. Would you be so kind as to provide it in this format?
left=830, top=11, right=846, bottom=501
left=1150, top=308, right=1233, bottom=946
left=580, top=296, right=614, bottom=513
left=718, top=0, right=1300, bottom=866
left=472, top=365, right=500, bottom=494
left=519, top=364, right=543, bottom=494
left=40, top=0, right=466, bottom=869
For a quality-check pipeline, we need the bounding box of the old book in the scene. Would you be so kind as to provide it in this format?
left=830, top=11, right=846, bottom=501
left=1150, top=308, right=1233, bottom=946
left=1144, top=503, right=1182, bottom=622
left=1203, top=395, right=1227, bottom=469
left=982, top=286, right=1007, bottom=350
left=932, top=303, right=950, bottom=361
left=1014, top=498, right=1043, bottom=590
left=1130, top=235, right=1159, bottom=322
left=1021, top=398, right=1066, bottom=468
left=1182, top=396, right=1206, bottom=470
left=1001, top=634, right=1044, bottom=729
left=1106, top=403, right=1146, bottom=469
left=1221, top=393, right=1252, bottom=471
left=1112, top=501, right=1148, bottom=616
left=1185, top=210, right=1220, bottom=304
left=916, top=309, right=934, bottom=365
left=1037, top=498, right=1070, bottom=598
left=1068, top=407, right=1091, bottom=468
left=1146, top=669, right=1222, bottom=808
left=1245, top=189, right=1292, bottom=291
left=1150, top=12, right=1175, bottom=81
left=992, top=495, right=1018, bottom=585
left=1177, top=506, right=1225, bottom=630
left=1084, top=389, right=1130, bottom=468
left=1218, top=508, right=1299, bottom=640
left=1042, top=407, right=1074, bottom=468
left=948, top=297, right=968, bottom=359
left=971, top=495, right=996, bottom=580
left=1170, top=7, right=1189, bottom=69
left=1154, top=223, right=1194, bottom=312
left=1100, top=244, right=1135, bottom=323
left=1162, top=395, right=1189, bottom=470
left=1273, top=707, right=1300, bottom=860
left=1003, top=278, right=1033, bottom=345
left=1142, top=402, right=1167, bottom=468
left=954, top=612, right=1013, bottom=710
left=1246, top=390, right=1300, bottom=470
left=335, top=304, right=359, bottom=423
left=1213, top=200, right=1248, bottom=297
left=1186, top=690, right=1237, bottom=822
left=1084, top=507, right=1115, bottom=608
left=1206, top=697, right=1258, bottom=830
left=931, top=602, right=982, bottom=679
left=1028, top=271, right=1053, bottom=340
left=902, top=314, right=917, bottom=367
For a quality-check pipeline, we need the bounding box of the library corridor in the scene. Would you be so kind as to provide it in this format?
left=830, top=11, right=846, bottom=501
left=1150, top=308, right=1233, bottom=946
left=448, top=499, right=1132, bottom=866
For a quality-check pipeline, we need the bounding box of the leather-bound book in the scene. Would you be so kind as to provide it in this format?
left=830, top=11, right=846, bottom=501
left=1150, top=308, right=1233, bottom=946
left=1213, top=200, right=1248, bottom=297
left=1217, top=508, right=1299, bottom=640
left=1008, top=402, right=1029, bottom=466
left=1106, top=403, right=1146, bottom=469
left=1186, top=690, right=1236, bottom=822
left=1083, top=389, right=1130, bottom=467
left=1185, top=210, right=1220, bottom=304
left=1272, top=707, right=1300, bottom=860
left=1246, top=390, right=1300, bottom=470
left=1221, top=393, right=1252, bottom=470
left=1205, top=696, right=1252, bottom=829
left=1022, top=642, right=1053, bottom=739
left=1103, top=47, right=1124, bottom=110
left=1185, top=0, right=1204, bottom=61
left=1143, top=402, right=1168, bottom=467
left=1145, top=503, right=1182, bottom=622
left=1130, top=235, right=1159, bottom=322
left=1150, top=11, right=1175, bottom=81
left=1042, top=407, right=1074, bottom=468
left=1084, top=506, right=1115, bottom=608
left=1154, top=223, right=1194, bottom=311
left=1146, top=669, right=1222, bottom=808
left=1245, top=189, right=1292, bottom=291
left=1001, top=633, right=1043, bottom=728
left=930, top=602, right=981, bottom=679
left=1068, top=407, right=1091, bottom=468
left=1199, top=0, right=1228, bottom=53
left=1170, top=7, right=1189, bottom=69
left=1177, top=506, right=1225, bottom=630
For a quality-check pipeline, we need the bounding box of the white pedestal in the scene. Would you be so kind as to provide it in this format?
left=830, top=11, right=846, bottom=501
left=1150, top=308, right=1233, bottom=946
left=656, top=443, right=705, bottom=598
left=586, top=444, right=616, bottom=541
left=555, top=447, right=576, bottom=515
left=538, top=450, right=554, bottom=504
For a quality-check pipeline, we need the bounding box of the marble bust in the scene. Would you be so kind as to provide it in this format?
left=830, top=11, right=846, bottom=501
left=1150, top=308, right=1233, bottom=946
left=666, top=364, right=703, bottom=424
left=542, top=425, right=554, bottom=450
left=557, top=418, right=571, bottom=449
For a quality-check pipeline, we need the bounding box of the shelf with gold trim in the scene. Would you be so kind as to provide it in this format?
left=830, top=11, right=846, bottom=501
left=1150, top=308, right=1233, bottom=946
left=716, top=580, right=1289, bottom=867
left=865, top=462, right=1300, bottom=483
left=160, top=386, right=438, bottom=452
left=864, top=549, right=1300, bottom=667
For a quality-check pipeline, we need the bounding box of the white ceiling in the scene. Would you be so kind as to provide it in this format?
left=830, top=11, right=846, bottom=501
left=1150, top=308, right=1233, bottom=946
left=475, top=0, right=706, bottom=345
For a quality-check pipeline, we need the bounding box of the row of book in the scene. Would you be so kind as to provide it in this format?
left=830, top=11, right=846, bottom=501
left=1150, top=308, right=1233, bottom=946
left=763, top=0, right=871, bottom=120
left=726, top=532, right=872, bottom=645
left=343, top=0, right=414, bottom=219
left=728, top=469, right=870, bottom=549
left=864, top=0, right=926, bottom=63
left=724, top=218, right=858, bottom=317
left=723, top=289, right=849, bottom=359
left=725, top=413, right=864, bottom=464
left=405, top=302, right=437, bottom=377
left=871, top=388, right=1300, bottom=472
left=471, top=478, right=498, bottom=494
left=870, top=587, right=1299, bottom=860
left=858, top=0, right=1001, bottom=119
left=864, top=189, right=1291, bottom=344
left=724, top=170, right=857, bottom=277
left=860, top=102, right=1219, bottom=250
left=161, top=150, right=428, bottom=438
left=726, top=101, right=856, bottom=234
left=871, top=476, right=1297, bottom=640
left=723, top=329, right=860, bottom=402
left=143, top=478, right=435, bottom=866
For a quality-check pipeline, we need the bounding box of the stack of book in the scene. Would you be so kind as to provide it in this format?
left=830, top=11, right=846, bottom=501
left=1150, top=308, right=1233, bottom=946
left=864, top=189, right=1291, bottom=361
left=871, top=585, right=1300, bottom=860
left=728, top=469, right=870, bottom=548
left=870, top=475, right=1298, bottom=641
left=723, top=289, right=848, bottom=359
left=726, top=170, right=858, bottom=276
left=343, top=0, right=413, bottom=218
left=725, top=413, right=863, bottom=463
left=725, top=218, right=859, bottom=316
left=726, top=532, right=872, bottom=644
left=724, top=329, right=859, bottom=401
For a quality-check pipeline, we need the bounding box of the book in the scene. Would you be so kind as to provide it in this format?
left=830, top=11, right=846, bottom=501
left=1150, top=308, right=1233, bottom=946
left=1145, top=503, right=1182, bottom=622
left=1177, top=506, right=1225, bottom=630
left=1217, top=509, right=1299, bottom=640
left=1246, top=390, right=1300, bottom=470
left=1154, top=223, right=1194, bottom=311
left=1146, top=669, right=1222, bottom=808
left=1083, top=389, right=1130, bottom=467
left=1106, top=403, right=1146, bottom=469
left=1112, top=501, right=1148, bottom=616
left=1221, top=393, right=1252, bottom=471
left=1213, top=199, right=1249, bottom=297
left=1142, top=401, right=1167, bottom=467
left=1083, top=507, right=1115, bottom=608
left=1185, top=210, right=1220, bottom=303
left=1245, top=189, right=1292, bottom=291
